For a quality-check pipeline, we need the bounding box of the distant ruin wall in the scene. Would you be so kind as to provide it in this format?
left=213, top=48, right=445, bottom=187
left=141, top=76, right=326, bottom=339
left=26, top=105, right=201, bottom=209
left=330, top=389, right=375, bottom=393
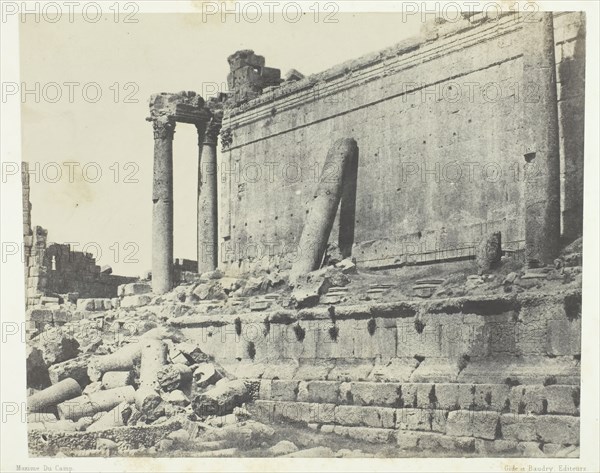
left=220, top=12, right=585, bottom=272
left=21, top=164, right=135, bottom=306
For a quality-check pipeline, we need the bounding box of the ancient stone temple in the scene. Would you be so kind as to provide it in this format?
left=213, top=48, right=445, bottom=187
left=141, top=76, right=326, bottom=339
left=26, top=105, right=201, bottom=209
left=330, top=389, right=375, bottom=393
left=27, top=11, right=585, bottom=458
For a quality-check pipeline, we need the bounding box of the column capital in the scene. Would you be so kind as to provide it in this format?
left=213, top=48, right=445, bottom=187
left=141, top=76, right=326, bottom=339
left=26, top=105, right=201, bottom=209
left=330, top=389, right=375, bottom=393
left=202, top=110, right=223, bottom=146
left=150, top=117, right=176, bottom=140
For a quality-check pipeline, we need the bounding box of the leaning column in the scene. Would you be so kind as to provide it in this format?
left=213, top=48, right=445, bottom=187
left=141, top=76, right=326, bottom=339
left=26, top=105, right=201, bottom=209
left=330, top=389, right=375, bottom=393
left=149, top=113, right=176, bottom=294
left=522, top=12, right=561, bottom=267
left=289, top=138, right=359, bottom=284
left=197, top=109, right=222, bottom=273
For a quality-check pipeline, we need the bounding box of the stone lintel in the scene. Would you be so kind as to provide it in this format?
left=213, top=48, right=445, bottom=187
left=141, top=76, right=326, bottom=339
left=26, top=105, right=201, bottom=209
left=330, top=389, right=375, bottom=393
left=147, top=91, right=211, bottom=125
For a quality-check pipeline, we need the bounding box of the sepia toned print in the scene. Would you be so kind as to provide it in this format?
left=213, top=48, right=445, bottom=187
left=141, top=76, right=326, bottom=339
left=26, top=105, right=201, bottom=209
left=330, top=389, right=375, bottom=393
left=3, top=2, right=595, bottom=468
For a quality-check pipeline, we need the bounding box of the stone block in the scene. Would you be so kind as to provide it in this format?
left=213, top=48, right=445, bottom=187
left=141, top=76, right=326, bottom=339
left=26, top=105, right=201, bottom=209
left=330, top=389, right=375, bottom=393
left=272, top=401, right=335, bottom=424
left=499, top=413, right=537, bottom=441
left=327, top=360, right=374, bottom=382
left=544, top=385, right=579, bottom=415
left=77, top=299, right=95, bottom=311
left=297, top=381, right=340, bottom=404
left=396, top=408, right=433, bottom=432
left=400, top=383, right=434, bottom=408
left=350, top=381, right=401, bottom=407
left=417, top=432, right=476, bottom=452
left=335, top=405, right=396, bottom=429
left=258, top=379, right=271, bottom=400
left=120, top=294, right=151, bottom=308
left=123, top=282, right=152, bottom=296
left=474, top=439, right=518, bottom=455
left=48, top=355, right=91, bottom=386
left=345, top=426, right=395, bottom=443
left=472, top=384, right=510, bottom=411
left=270, top=380, right=298, bottom=401
left=446, top=410, right=499, bottom=440
left=509, top=385, right=546, bottom=414
left=535, top=415, right=579, bottom=445
left=368, top=358, right=418, bottom=382
left=396, top=431, right=420, bottom=450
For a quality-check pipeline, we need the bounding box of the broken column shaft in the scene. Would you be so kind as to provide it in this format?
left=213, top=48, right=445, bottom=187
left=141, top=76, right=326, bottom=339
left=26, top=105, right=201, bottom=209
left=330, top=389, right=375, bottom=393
left=290, top=138, right=359, bottom=283
left=523, top=12, right=561, bottom=266
left=139, top=339, right=168, bottom=389
left=57, top=385, right=135, bottom=421
left=197, top=111, right=223, bottom=273
left=28, top=378, right=81, bottom=413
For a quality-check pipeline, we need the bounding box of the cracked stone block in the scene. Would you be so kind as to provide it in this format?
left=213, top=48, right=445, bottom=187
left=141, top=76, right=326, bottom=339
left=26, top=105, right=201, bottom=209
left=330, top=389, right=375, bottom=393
left=297, top=381, right=339, bottom=404
left=535, top=415, right=579, bottom=445
left=400, top=383, right=434, bottom=408
left=351, top=381, right=401, bottom=407
left=48, top=355, right=91, bottom=387
left=472, top=384, right=510, bottom=411
left=500, top=413, right=538, bottom=441
left=270, top=380, right=299, bottom=401
left=446, top=410, right=499, bottom=440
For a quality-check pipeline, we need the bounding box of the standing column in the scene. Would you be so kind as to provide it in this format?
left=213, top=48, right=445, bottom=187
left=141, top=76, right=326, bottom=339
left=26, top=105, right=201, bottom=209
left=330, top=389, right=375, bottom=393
left=197, top=111, right=222, bottom=273
left=151, top=117, right=176, bottom=293
left=523, top=12, right=561, bottom=267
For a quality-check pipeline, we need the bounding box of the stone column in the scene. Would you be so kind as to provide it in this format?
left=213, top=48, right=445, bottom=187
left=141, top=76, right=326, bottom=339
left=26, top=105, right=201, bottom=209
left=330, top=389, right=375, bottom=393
left=151, top=117, right=176, bottom=293
left=197, top=111, right=222, bottom=273
left=290, top=138, right=359, bottom=284
left=522, top=12, right=561, bottom=267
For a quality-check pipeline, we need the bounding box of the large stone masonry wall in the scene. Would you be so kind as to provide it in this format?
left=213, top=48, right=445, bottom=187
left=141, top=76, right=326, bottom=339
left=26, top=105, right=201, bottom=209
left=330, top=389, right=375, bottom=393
left=171, top=289, right=581, bottom=454
left=21, top=163, right=135, bottom=307
left=220, top=12, right=585, bottom=272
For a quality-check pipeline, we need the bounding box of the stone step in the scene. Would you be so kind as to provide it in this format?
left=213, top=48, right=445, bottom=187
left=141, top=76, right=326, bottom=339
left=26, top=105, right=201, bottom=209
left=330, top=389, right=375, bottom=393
left=253, top=399, right=580, bottom=447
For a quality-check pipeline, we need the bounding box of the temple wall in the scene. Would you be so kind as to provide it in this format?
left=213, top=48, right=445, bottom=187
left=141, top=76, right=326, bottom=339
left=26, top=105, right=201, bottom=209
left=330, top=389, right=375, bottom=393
left=220, top=12, right=585, bottom=272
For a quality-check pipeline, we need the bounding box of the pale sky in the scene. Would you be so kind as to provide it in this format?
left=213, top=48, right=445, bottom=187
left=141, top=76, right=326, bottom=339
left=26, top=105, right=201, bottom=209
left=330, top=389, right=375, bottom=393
left=20, top=12, right=421, bottom=276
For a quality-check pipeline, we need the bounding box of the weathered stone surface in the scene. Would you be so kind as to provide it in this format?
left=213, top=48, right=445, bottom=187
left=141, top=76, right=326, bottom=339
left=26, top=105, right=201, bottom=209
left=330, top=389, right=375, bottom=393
left=297, top=380, right=339, bottom=404
left=336, top=426, right=395, bottom=444
left=26, top=346, right=51, bottom=390
left=138, top=339, right=168, bottom=389
left=57, top=386, right=135, bottom=421
left=86, top=402, right=132, bottom=432
left=165, top=389, right=190, bottom=407
left=476, top=231, right=502, bottom=273
left=544, top=385, right=579, bottom=415
left=48, top=355, right=91, bottom=387
left=122, top=282, right=152, bottom=296
left=282, top=446, right=335, bottom=457
left=401, top=383, right=436, bottom=408
left=28, top=378, right=82, bottom=413
left=417, top=432, right=476, bottom=452
left=350, top=381, right=401, bottom=407
left=475, top=439, right=518, bottom=455
left=335, top=405, right=396, bottom=429
left=88, top=343, right=141, bottom=381
left=396, top=408, right=445, bottom=432
left=500, top=414, right=537, bottom=441
left=535, top=415, right=579, bottom=444
left=120, top=294, right=151, bottom=308
left=269, top=380, right=299, bottom=401
left=193, top=362, right=222, bottom=389
left=269, top=440, right=299, bottom=456
left=446, top=410, right=499, bottom=440
left=472, top=384, right=510, bottom=411
left=156, top=363, right=192, bottom=392
left=34, top=331, right=80, bottom=366
left=192, top=379, right=250, bottom=417
left=101, top=371, right=133, bottom=390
